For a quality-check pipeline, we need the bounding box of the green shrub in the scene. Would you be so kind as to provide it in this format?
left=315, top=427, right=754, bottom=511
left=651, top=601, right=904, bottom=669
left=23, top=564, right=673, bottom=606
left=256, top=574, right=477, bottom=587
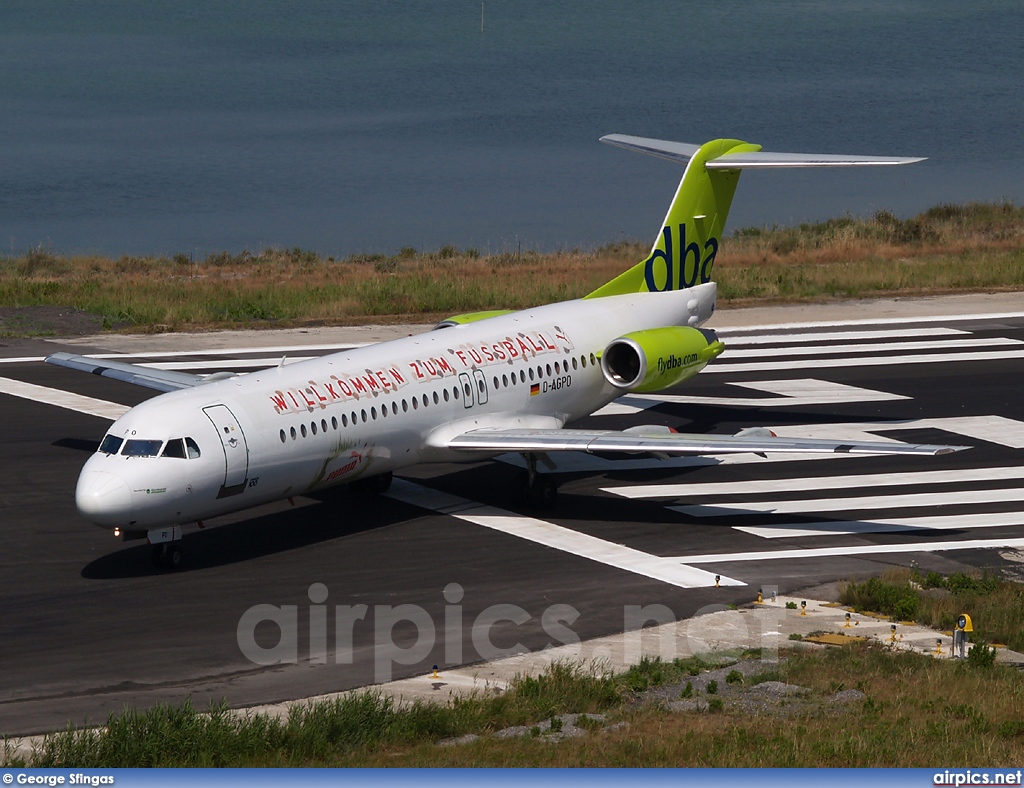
left=680, top=682, right=693, bottom=699
left=966, top=640, right=996, bottom=668
left=707, top=698, right=724, bottom=713
left=726, top=670, right=743, bottom=685
left=706, top=680, right=718, bottom=695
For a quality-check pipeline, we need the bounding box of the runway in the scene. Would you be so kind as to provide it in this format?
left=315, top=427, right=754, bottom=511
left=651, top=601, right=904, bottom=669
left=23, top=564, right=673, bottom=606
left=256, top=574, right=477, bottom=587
left=2, top=306, right=1024, bottom=735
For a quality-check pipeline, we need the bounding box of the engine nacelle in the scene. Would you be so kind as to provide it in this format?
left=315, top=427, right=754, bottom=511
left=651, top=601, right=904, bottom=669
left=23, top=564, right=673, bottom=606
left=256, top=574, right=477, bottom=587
left=600, top=326, right=724, bottom=393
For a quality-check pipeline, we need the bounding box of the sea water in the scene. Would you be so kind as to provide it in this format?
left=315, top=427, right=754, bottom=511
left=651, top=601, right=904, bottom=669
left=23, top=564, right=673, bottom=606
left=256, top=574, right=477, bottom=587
left=1, top=0, right=1021, bottom=257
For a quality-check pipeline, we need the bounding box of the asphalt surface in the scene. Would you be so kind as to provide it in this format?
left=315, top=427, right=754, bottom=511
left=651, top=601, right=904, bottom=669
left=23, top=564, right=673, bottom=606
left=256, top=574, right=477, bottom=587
left=2, top=307, right=1024, bottom=735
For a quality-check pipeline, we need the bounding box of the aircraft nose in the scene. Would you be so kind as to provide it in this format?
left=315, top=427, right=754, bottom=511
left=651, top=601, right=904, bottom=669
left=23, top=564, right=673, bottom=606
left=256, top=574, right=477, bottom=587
left=76, top=470, right=133, bottom=527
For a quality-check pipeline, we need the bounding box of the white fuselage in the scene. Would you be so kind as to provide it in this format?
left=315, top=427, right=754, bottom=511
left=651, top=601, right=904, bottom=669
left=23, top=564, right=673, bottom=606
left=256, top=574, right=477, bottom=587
left=75, top=285, right=716, bottom=530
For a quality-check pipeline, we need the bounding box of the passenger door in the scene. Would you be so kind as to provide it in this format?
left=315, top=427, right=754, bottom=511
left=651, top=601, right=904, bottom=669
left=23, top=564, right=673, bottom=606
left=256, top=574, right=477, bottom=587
left=203, top=404, right=249, bottom=492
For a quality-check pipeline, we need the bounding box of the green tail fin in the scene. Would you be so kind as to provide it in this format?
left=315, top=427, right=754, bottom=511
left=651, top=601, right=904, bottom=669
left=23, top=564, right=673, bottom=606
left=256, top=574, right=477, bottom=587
left=586, top=138, right=760, bottom=298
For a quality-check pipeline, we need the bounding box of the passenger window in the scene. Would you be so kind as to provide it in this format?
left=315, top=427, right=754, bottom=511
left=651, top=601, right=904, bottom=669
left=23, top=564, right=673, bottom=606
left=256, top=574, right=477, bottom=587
left=311, top=421, right=317, bottom=435
left=99, top=434, right=123, bottom=455
left=185, top=438, right=201, bottom=458
left=453, top=386, right=459, bottom=400
left=123, top=439, right=163, bottom=457
left=331, top=417, right=338, bottom=430
left=392, top=401, right=398, bottom=415
left=322, top=419, right=328, bottom=432
left=443, top=389, right=450, bottom=402
left=301, top=424, right=307, bottom=438
left=432, top=391, right=439, bottom=405
left=162, top=438, right=187, bottom=458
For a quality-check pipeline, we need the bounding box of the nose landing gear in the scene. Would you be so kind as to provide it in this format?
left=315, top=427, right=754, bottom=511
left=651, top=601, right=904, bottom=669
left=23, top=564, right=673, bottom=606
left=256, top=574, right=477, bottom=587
left=152, top=542, right=183, bottom=570
left=147, top=525, right=184, bottom=570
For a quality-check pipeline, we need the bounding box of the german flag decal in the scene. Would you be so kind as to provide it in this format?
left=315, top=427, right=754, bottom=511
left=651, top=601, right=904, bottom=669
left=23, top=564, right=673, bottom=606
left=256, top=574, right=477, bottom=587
left=530, top=383, right=540, bottom=396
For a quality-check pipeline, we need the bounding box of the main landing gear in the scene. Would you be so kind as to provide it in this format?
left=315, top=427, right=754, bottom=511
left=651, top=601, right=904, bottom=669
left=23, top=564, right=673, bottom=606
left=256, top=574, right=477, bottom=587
left=519, top=453, right=558, bottom=509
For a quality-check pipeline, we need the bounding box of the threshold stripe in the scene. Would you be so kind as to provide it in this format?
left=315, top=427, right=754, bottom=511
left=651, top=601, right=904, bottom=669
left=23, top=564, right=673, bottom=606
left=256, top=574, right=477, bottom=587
left=0, top=377, right=129, bottom=420
left=673, top=487, right=1024, bottom=517
left=730, top=510, right=1024, bottom=539
left=605, top=466, right=1024, bottom=499
left=722, top=336, right=1019, bottom=359
left=720, top=327, right=966, bottom=345
left=386, top=478, right=743, bottom=588
left=706, top=348, right=1024, bottom=373
left=672, top=537, right=1024, bottom=564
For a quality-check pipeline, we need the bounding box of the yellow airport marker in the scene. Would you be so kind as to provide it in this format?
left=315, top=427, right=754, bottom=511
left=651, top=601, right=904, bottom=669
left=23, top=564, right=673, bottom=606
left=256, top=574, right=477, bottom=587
left=715, top=575, right=720, bottom=588
left=756, top=590, right=763, bottom=604
left=889, top=624, right=898, bottom=644
left=844, top=612, right=852, bottom=628
left=800, top=600, right=807, bottom=616
left=431, top=664, right=441, bottom=679
left=935, top=639, right=943, bottom=655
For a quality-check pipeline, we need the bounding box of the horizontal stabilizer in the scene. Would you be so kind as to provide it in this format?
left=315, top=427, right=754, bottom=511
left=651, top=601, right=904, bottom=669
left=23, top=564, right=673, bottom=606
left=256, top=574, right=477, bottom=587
left=447, top=427, right=967, bottom=457
left=45, top=353, right=206, bottom=392
left=599, top=134, right=702, bottom=164
left=600, top=134, right=925, bottom=168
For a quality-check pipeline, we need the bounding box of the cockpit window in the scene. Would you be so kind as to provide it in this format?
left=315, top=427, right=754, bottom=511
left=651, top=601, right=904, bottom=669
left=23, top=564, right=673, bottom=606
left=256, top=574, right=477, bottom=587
left=162, top=438, right=187, bottom=459
left=122, top=439, right=163, bottom=457
left=185, top=437, right=201, bottom=459
left=99, top=434, right=123, bottom=455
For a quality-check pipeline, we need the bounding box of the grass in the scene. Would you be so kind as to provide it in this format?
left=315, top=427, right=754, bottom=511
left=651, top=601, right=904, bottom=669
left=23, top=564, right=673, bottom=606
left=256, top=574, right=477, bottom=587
left=840, top=568, right=1024, bottom=652
left=10, top=645, right=1023, bottom=767
left=2, top=201, right=1024, bottom=334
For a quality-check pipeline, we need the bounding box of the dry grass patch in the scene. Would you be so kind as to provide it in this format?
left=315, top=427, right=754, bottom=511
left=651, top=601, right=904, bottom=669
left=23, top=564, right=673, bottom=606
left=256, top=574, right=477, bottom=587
left=2, top=202, right=1023, bottom=333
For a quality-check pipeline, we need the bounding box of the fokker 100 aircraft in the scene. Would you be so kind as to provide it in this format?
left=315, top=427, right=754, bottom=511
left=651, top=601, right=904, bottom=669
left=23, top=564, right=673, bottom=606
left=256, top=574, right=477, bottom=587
left=48, top=134, right=967, bottom=568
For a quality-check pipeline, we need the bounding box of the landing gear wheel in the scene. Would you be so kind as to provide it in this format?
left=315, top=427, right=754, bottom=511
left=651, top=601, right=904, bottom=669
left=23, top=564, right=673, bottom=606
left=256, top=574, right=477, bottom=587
left=151, top=543, right=184, bottom=570
left=350, top=471, right=393, bottom=497
left=518, top=470, right=558, bottom=509
left=517, top=452, right=558, bottom=509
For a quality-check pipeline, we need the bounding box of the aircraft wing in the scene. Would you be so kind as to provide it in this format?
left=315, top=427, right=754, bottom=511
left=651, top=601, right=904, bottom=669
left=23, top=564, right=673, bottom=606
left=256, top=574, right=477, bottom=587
left=45, top=352, right=210, bottom=392
left=446, top=428, right=967, bottom=456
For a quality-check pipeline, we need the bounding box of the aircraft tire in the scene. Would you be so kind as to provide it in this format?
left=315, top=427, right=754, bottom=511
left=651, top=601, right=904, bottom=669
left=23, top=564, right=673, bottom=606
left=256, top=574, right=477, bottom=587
left=151, top=543, right=184, bottom=570
left=520, top=473, right=557, bottom=510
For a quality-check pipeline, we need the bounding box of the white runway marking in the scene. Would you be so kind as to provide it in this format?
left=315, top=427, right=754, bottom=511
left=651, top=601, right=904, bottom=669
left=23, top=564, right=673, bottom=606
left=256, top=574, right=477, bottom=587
left=595, top=379, right=908, bottom=415
left=720, top=327, right=967, bottom=345
left=722, top=336, right=1020, bottom=358
left=768, top=415, right=1024, bottom=449
left=604, top=465, right=1024, bottom=499
left=670, top=537, right=1024, bottom=565
left=706, top=348, right=1024, bottom=374
left=0, top=342, right=369, bottom=365
left=386, top=478, right=743, bottom=588
left=714, top=310, right=1024, bottom=333
left=674, top=487, right=1024, bottom=517
left=732, top=511, right=1024, bottom=539
left=0, top=377, right=128, bottom=420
